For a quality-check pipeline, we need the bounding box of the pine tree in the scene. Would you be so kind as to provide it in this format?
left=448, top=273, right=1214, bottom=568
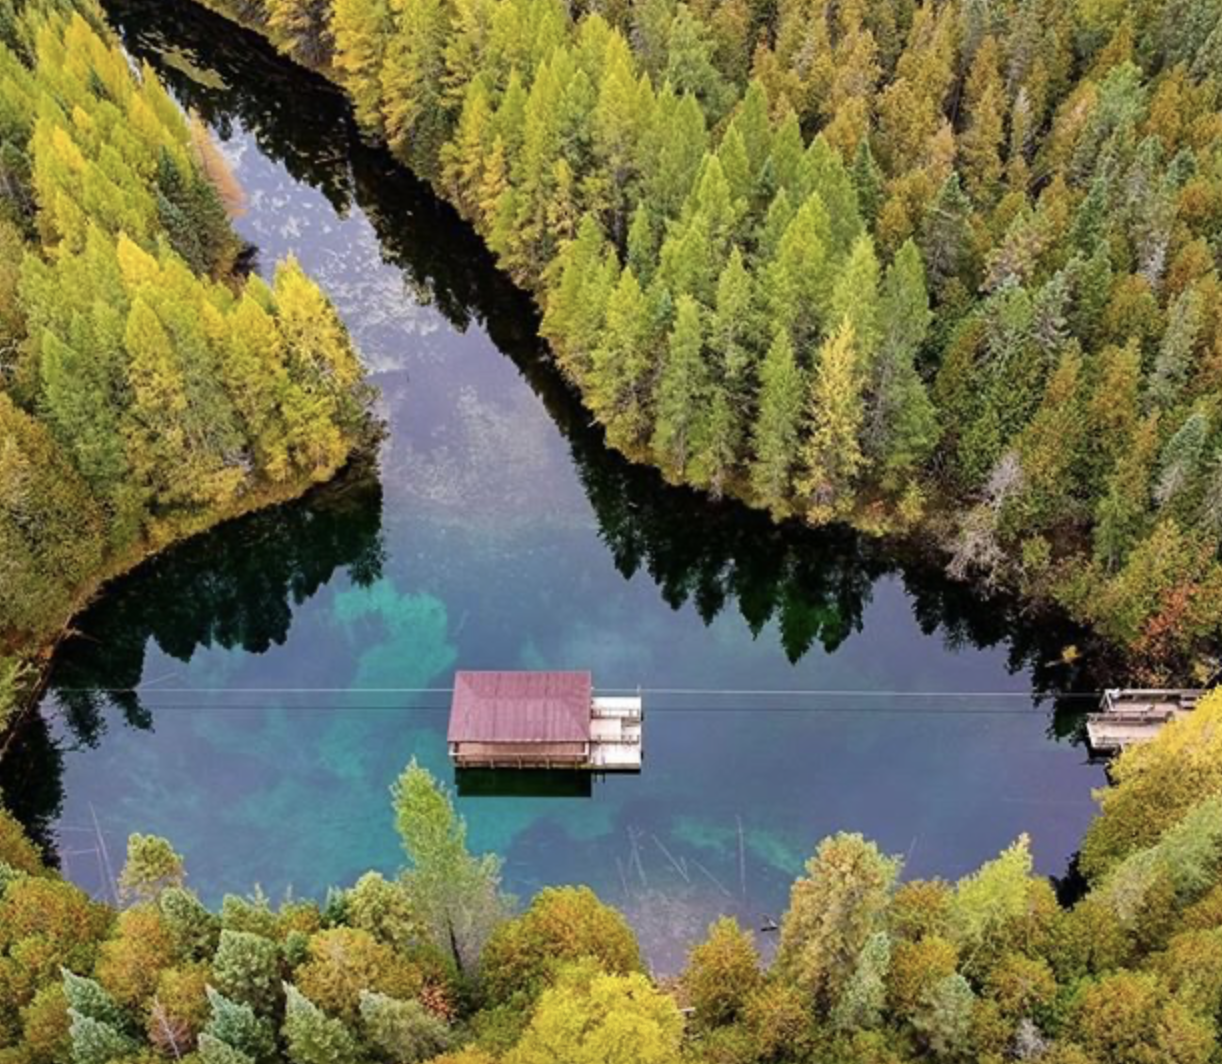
left=590, top=267, right=656, bottom=451
left=830, top=931, right=890, bottom=1032
left=211, top=931, right=282, bottom=1017
left=197, top=1034, right=257, bottom=1064
left=664, top=4, right=733, bottom=121
left=802, top=135, right=863, bottom=261
left=711, top=246, right=758, bottom=396
left=67, top=1012, right=138, bottom=1064
left=865, top=239, right=937, bottom=480
left=392, top=760, right=507, bottom=977
left=750, top=329, right=804, bottom=517
left=777, top=833, right=901, bottom=1014
left=265, top=0, right=333, bottom=67
left=958, top=37, right=1006, bottom=203
left=641, top=88, right=708, bottom=222
left=798, top=319, right=867, bottom=520
left=1155, top=411, right=1211, bottom=510
left=541, top=215, right=614, bottom=384
left=850, top=138, right=885, bottom=226
left=1150, top=286, right=1204, bottom=410
left=1010, top=349, right=1086, bottom=533
left=440, top=80, right=492, bottom=213
left=625, top=202, right=656, bottom=286
left=764, top=192, right=832, bottom=356
left=359, top=991, right=451, bottom=1062
left=689, top=382, right=738, bottom=497
left=203, top=986, right=275, bottom=1062
left=919, top=174, right=974, bottom=298
left=282, top=985, right=360, bottom=1064
left=379, top=0, right=453, bottom=175
left=1094, top=415, right=1159, bottom=570
left=829, top=234, right=881, bottom=363
left=330, top=0, right=391, bottom=130
left=650, top=294, right=707, bottom=479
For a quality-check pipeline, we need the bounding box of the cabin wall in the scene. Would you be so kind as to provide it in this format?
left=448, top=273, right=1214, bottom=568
left=452, top=741, right=588, bottom=765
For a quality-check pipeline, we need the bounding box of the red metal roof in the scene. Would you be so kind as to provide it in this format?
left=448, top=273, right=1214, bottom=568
left=447, top=671, right=592, bottom=744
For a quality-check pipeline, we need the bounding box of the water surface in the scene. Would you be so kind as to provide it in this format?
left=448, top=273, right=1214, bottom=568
left=11, top=0, right=1108, bottom=968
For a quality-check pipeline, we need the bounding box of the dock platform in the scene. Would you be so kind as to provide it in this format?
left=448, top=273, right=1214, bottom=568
left=1086, top=688, right=1203, bottom=754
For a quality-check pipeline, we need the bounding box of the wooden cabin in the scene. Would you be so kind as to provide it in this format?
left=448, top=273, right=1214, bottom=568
left=1086, top=688, right=1203, bottom=754
left=447, top=670, right=642, bottom=771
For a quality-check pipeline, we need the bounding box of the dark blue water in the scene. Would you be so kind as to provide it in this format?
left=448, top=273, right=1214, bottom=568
left=10, top=0, right=1107, bottom=969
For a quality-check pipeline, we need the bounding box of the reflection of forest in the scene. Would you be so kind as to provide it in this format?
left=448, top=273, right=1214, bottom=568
left=1, top=0, right=1105, bottom=857
left=2, top=463, right=385, bottom=852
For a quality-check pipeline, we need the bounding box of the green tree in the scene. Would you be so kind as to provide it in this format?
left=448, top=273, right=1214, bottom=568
left=681, top=917, right=762, bottom=1029
left=480, top=886, right=641, bottom=1006
left=588, top=267, right=655, bottom=451
left=798, top=320, right=867, bottom=520
left=911, top=973, right=976, bottom=1059
left=359, top=991, right=451, bottom=1062
left=392, top=759, right=506, bottom=976
left=750, top=329, right=804, bottom=516
left=282, top=984, right=361, bottom=1064
left=117, top=834, right=185, bottom=904
left=650, top=294, right=707, bottom=479
left=866, top=239, right=937, bottom=479
left=776, top=833, right=901, bottom=1014
left=202, top=986, right=275, bottom=1063
left=502, top=962, right=684, bottom=1064
left=330, top=0, right=391, bottom=130
left=211, top=931, right=281, bottom=1017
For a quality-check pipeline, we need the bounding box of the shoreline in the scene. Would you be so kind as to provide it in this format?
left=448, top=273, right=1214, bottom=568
left=1, top=439, right=378, bottom=748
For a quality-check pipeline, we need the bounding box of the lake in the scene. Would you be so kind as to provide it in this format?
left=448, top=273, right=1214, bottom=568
left=7, top=0, right=1108, bottom=969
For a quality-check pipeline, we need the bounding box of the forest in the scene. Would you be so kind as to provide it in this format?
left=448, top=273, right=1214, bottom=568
left=2, top=690, right=1222, bottom=1064
left=170, top=0, right=1222, bottom=678
left=0, top=0, right=372, bottom=728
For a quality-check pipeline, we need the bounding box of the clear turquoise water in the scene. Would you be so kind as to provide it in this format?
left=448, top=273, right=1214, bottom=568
left=15, top=0, right=1108, bottom=969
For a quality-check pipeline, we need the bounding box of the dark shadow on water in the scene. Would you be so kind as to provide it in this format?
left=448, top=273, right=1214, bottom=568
left=2, top=460, right=384, bottom=855
left=456, top=769, right=596, bottom=799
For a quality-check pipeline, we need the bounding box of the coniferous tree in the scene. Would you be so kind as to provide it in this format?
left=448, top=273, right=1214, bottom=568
left=798, top=320, right=867, bottom=520
left=750, top=329, right=804, bottom=516
left=651, top=294, right=707, bottom=479
left=866, top=240, right=937, bottom=480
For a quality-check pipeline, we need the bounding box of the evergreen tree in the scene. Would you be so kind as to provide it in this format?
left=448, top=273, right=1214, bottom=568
left=866, top=239, right=937, bottom=479
left=203, top=986, right=275, bottom=1062
left=711, top=246, right=758, bottom=395
left=765, top=193, right=832, bottom=356
left=650, top=294, right=707, bottom=479
left=379, top=0, right=453, bottom=175
left=211, top=931, right=282, bottom=1016
left=282, top=984, right=360, bottom=1064
left=1155, top=411, right=1210, bottom=510
left=777, top=833, right=901, bottom=1015
left=359, top=991, right=451, bottom=1062
left=1095, top=416, right=1159, bottom=570
left=798, top=320, right=867, bottom=520
left=331, top=0, right=391, bottom=130
left=392, top=759, right=506, bottom=976
left=919, top=174, right=974, bottom=298
left=750, top=329, right=804, bottom=516
left=590, top=267, right=656, bottom=450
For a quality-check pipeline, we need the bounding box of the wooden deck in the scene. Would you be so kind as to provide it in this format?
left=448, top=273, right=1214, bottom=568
left=1086, top=689, right=1203, bottom=753
left=589, top=696, right=643, bottom=770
